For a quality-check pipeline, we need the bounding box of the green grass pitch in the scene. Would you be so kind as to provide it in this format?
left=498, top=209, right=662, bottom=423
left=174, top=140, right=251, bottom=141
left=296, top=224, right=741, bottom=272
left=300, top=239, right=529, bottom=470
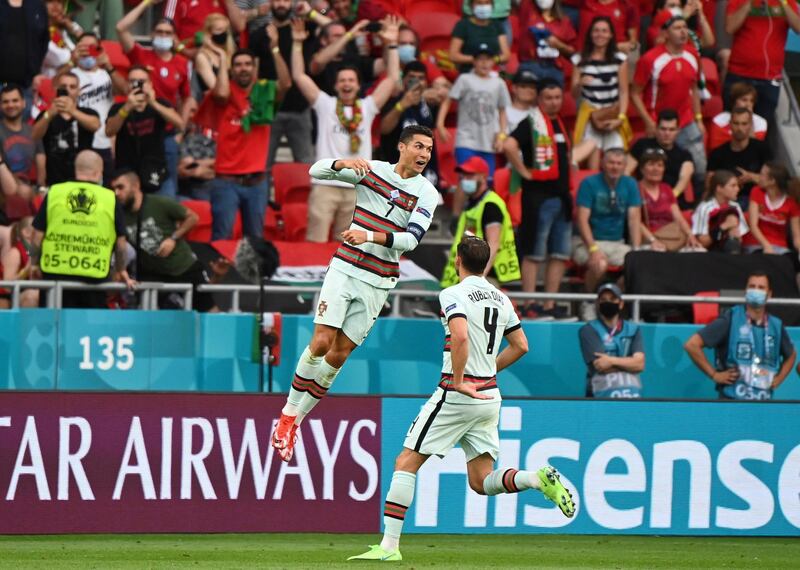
left=0, top=534, right=796, bottom=569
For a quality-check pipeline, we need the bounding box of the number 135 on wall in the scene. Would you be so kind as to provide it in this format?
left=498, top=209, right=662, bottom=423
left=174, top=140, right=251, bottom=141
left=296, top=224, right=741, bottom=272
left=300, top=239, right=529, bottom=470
left=79, top=336, right=135, bottom=371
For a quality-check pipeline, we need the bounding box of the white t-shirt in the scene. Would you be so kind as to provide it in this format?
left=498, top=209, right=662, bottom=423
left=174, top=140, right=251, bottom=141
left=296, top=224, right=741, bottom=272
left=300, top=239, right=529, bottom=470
left=312, top=92, right=379, bottom=188
left=505, top=105, right=536, bottom=134
left=71, top=67, right=114, bottom=150
left=691, top=198, right=749, bottom=237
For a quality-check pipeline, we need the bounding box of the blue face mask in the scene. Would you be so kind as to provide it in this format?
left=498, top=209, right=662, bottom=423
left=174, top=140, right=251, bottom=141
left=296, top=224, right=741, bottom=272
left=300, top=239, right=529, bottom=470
left=152, top=36, right=174, bottom=52
left=745, top=288, right=768, bottom=307
left=461, top=179, right=478, bottom=194
left=398, top=44, right=416, bottom=64
left=78, top=56, right=96, bottom=70
left=473, top=4, right=493, bottom=19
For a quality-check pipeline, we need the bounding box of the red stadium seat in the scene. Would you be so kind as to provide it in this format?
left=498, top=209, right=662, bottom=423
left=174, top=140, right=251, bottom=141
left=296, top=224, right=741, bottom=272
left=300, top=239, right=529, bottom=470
left=272, top=162, right=311, bottom=205
left=403, top=0, right=460, bottom=19
left=264, top=208, right=283, bottom=241
left=280, top=203, right=309, bottom=242
left=693, top=291, right=720, bottom=325
left=100, top=40, right=130, bottom=73
left=409, top=12, right=460, bottom=49
left=701, top=57, right=719, bottom=97
left=211, top=239, right=238, bottom=261
left=183, top=199, right=242, bottom=241
left=184, top=200, right=212, bottom=242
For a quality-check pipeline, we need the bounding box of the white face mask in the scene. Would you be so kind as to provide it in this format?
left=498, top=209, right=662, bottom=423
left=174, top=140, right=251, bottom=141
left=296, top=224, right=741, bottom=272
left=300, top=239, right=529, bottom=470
left=461, top=179, right=479, bottom=194
left=473, top=4, right=493, bottom=19
left=152, top=36, right=174, bottom=52
left=536, top=0, right=555, bottom=10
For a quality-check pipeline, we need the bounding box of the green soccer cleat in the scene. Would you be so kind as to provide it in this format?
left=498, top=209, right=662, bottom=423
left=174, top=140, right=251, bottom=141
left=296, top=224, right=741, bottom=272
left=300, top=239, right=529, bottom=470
left=347, top=545, right=402, bottom=562
left=537, top=466, right=576, bottom=518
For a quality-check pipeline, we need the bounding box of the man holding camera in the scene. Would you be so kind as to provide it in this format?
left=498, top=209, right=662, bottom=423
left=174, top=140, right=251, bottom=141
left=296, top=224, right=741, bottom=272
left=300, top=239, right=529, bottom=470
left=32, top=71, right=100, bottom=186
left=105, top=66, right=185, bottom=193
left=379, top=60, right=440, bottom=188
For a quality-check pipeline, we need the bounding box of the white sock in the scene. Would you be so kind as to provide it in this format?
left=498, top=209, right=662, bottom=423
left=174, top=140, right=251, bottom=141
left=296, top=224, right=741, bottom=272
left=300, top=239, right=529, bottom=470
left=482, top=468, right=540, bottom=496
left=294, top=358, right=340, bottom=425
left=282, top=346, right=322, bottom=416
left=380, top=471, right=416, bottom=552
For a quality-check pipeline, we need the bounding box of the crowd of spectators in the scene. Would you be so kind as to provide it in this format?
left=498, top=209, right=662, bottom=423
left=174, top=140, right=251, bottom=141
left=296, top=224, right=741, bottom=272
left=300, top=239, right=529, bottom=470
left=0, top=0, right=800, bottom=321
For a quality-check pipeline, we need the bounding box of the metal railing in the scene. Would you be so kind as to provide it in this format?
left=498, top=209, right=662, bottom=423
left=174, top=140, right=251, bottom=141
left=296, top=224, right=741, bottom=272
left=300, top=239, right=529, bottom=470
left=0, top=281, right=192, bottom=310
left=4, top=280, right=800, bottom=321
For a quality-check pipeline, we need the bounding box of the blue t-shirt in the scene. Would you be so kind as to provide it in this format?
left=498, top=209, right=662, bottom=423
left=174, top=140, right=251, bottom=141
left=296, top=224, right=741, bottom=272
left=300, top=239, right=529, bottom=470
left=576, top=173, right=641, bottom=242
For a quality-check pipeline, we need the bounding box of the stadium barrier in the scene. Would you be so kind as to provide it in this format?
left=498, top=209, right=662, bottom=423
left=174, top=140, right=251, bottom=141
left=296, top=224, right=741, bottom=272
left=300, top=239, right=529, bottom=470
left=0, top=392, right=797, bottom=535
left=4, top=311, right=800, bottom=399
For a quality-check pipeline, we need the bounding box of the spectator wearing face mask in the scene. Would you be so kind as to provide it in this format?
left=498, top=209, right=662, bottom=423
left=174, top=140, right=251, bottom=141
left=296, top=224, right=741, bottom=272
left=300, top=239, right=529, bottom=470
left=685, top=271, right=796, bottom=401
left=579, top=283, right=645, bottom=398
left=450, top=0, right=511, bottom=74
left=194, top=14, right=236, bottom=96
left=441, top=156, right=520, bottom=288
left=32, top=71, right=100, bottom=185
left=71, top=33, right=127, bottom=182
left=117, top=2, right=193, bottom=199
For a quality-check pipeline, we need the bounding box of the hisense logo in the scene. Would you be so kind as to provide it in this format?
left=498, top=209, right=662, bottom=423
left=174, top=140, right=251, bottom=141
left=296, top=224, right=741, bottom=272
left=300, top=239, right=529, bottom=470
left=67, top=187, right=96, bottom=215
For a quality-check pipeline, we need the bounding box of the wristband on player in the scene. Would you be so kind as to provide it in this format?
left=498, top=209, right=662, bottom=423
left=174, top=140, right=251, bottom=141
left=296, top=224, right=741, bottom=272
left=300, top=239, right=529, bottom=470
left=383, top=233, right=394, bottom=248
left=365, top=230, right=374, bottom=243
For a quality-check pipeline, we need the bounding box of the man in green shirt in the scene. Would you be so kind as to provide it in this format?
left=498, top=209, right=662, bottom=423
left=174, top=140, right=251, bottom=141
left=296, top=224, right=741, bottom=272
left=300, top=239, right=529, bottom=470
left=111, top=169, right=216, bottom=312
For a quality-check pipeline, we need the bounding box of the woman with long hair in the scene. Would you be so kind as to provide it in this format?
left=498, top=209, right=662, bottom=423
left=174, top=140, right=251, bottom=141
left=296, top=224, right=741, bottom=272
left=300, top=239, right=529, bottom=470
left=517, top=0, right=576, bottom=85
left=638, top=148, right=700, bottom=251
left=571, top=16, right=632, bottom=169
left=692, top=169, right=749, bottom=251
left=743, top=161, right=800, bottom=254
left=195, top=14, right=235, bottom=94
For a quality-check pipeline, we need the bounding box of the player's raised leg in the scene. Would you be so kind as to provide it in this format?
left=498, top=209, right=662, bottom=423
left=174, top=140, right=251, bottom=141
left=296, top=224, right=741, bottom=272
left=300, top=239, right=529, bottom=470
left=272, top=323, right=337, bottom=453
left=349, top=448, right=428, bottom=562
left=469, top=454, right=575, bottom=518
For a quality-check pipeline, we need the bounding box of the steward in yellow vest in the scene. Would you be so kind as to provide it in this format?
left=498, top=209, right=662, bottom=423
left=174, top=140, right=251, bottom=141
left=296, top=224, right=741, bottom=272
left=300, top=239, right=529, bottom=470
left=442, top=157, right=520, bottom=288
left=30, top=151, right=133, bottom=308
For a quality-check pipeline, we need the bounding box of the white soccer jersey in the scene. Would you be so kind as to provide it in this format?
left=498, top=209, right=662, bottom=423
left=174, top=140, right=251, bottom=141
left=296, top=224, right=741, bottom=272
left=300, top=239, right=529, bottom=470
left=309, top=160, right=439, bottom=290
left=438, top=275, right=521, bottom=404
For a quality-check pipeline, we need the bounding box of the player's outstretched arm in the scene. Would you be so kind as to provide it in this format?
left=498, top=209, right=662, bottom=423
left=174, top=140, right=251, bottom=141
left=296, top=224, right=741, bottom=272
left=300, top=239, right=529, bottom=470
left=496, top=328, right=529, bottom=373
left=309, top=158, right=370, bottom=186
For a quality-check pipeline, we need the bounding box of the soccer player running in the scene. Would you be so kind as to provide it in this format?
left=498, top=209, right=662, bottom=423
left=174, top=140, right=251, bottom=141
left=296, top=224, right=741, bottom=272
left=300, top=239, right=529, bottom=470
left=271, top=125, right=439, bottom=462
left=349, top=236, right=575, bottom=562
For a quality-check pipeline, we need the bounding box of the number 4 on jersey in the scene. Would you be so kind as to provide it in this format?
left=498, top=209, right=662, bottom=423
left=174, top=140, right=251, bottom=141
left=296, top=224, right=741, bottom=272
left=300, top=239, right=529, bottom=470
left=483, top=307, right=498, bottom=354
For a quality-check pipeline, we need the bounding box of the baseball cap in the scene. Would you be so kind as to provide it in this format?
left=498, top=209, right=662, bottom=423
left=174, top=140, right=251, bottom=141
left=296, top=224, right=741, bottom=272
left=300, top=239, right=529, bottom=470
left=475, top=43, right=497, bottom=57
left=456, top=156, right=490, bottom=176
left=512, top=69, right=539, bottom=85
left=653, top=8, right=685, bottom=30
left=596, top=283, right=623, bottom=300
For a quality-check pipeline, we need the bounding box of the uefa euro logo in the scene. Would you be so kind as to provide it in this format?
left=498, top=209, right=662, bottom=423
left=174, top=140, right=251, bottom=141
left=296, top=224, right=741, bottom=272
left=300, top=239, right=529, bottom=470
left=67, top=187, right=97, bottom=215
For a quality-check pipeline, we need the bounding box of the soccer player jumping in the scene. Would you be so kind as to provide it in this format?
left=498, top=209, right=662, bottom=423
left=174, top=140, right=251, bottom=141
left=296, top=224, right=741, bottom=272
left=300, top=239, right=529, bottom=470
left=349, top=237, right=575, bottom=562
left=271, top=125, right=439, bottom=462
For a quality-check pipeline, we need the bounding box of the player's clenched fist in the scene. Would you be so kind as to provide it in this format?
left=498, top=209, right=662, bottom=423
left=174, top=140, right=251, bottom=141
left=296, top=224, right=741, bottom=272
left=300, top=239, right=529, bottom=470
left=341, top=230, right=368, bottom=245
left=333, top=158, right=371, bottom=177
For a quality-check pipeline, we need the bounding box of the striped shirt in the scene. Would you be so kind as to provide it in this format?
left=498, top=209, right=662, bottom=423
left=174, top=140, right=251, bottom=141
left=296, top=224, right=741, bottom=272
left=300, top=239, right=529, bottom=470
left=438, top=275, right=521, bottom=405
left=571, top=52, right=627, bottom=108
left=309, top=160, right=439, bottom=289
left=691, top=198, right=749, bottom=238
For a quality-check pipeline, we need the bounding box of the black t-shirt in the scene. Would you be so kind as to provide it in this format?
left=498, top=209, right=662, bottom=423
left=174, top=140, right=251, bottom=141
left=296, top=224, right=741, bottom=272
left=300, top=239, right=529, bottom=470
left=378, top=95, right=441, bottom=188
left=36, top=108, right=99, bottom=185
left=630, top=137, right=693, bottom=188
left=708, top=138, right=772, bottom=197
left=510, top=115, right=570, bottom=196
left=250, top=21, right=317, bottom=113
left=109, top=99, right=170, bottom=185
left=1, top=6, right=27, bottom=85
